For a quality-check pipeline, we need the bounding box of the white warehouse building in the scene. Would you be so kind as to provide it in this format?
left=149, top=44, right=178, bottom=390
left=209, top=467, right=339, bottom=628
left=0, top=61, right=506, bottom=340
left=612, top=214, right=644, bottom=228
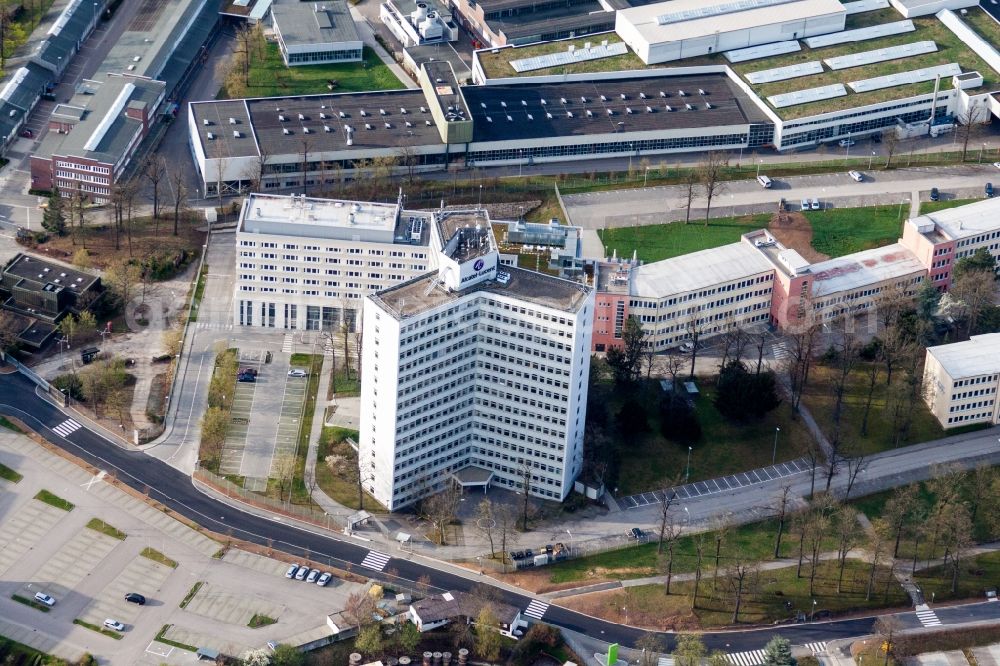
left=615, top=0, right=847, bottom=65
left=360, top=209, right=594, bottom=510
left=233, top=193, right=433, bottom=332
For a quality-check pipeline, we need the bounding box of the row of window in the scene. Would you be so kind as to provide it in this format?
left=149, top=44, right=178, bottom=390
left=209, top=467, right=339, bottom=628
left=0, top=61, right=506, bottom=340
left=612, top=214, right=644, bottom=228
left=946, top=412, right=992, bottom=424
left=954, top=374, right=998, bottom=388
left=950, top=386, right=995, bottom=401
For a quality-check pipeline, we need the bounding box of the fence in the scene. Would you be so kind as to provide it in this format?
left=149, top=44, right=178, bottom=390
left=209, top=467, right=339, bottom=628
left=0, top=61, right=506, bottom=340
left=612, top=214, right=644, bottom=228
left=194, top=468, right=344, bottom=531
left=3, top=352, right=50, bottom=391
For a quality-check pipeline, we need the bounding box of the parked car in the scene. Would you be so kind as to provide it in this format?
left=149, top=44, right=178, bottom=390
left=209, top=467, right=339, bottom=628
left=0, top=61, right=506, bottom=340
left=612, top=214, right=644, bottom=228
left=103, top=619, right=125, bottom=632
left=810, top=198, right=821, bottom=210
left=679, top=341, right=695, bottom=353
left=930, top=187, right=940, bottom=201
left=838, top=138, right=856, bottom=147
left=317, top=572, right=332, bottom=587
left=285, top=564, right=299, bottom=579
left=124, top=593, right=146, bottom=605
left=237, top=373, right=256, bottom=383
left=306, top=568, right=320, bottom=583
left=294, top=566, right=309, bottom=581
left=994, top=162, right=1000, bottom=170
left=19, top=128, right=33, bottom=138
left=287, top=369, right=308, bottom=378
left=848, top=170, right=863, bottom=182
left=987, top=182, right=995, bottom=198
left=239, top=367, right=258, bottom=378
left=33, top=592, right=55, bottom=607
left=628, top=527, right=644, bottom=539
left=800, top=198, right=810, bottom=211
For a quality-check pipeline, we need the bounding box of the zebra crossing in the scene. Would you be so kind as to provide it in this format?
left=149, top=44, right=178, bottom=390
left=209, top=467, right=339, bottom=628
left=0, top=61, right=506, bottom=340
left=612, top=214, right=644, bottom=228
left=804, top=642, right=827, bottom=654
left=359, top=550, right=391, bottom=572
left=772, top=341, right=790, bottom=360
left=727, top=649, right=767, bottom=666
left=523, top=600, right=549, bottom=620
left=281, top=334, right=293, bottom=353
left=51, top=418, right=82, bottom=438
left=915, top=604, right=942, bottom=627
left=194, top=322, right=233, bottom=331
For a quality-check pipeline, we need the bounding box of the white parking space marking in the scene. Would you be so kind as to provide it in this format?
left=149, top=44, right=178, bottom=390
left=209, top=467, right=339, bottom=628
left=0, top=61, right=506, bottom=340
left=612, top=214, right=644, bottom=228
left=360, top=550, right=391, bottom=571
left=524, top=600, right=549, bottom=619
left=22, top=525, right=121, bottom=600
left=0, top=500, right=68, bottom=576
left=77, top=553, right=174, bottom=628
left=145, top=642, right=172, bottom=658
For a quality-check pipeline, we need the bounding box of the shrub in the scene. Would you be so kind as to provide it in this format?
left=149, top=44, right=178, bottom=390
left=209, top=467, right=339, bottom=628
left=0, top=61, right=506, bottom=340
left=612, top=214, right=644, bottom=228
left=52, top=373, right=84, bottom=400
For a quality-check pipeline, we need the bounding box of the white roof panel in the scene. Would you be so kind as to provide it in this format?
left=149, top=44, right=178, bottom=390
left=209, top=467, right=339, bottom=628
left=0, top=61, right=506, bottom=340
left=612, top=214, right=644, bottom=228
left=510, top=41, right=628, bottom=73
left=927, top=334, right=1000, bottom=379
left=825, top=40, right=937, bottom=69
left=656, top=0, right=798, bottom=24
left=841, top=0, right=889, bottom=13
left=767, top=83, right=846, bottom=108
left=746, top=60, right=824, bottom=83
left=809, top=243, right=925, bottom=298
left=631, top=242, right=774, bottom=299
left=803, top=19, right=914, bottom=48
left=724, top=40, right=800, bottom=63
left=848, top=62, right=960, bottom=92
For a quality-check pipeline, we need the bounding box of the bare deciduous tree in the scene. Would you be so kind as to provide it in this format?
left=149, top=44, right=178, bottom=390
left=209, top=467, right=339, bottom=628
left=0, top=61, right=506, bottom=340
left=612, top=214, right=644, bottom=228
left=699, top=151, right=728, bottom=225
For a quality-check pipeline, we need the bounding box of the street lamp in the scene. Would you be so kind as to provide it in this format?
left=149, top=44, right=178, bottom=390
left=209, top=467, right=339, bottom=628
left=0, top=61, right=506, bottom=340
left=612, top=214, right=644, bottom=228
left=756, top=159, right=762, bottom=178
left=628, top=142, right=634, bottom=173
left=980, top=143, right=987, bottom=163
left=811, top=599, right=817, bottom=621
left=518, top=149, right=523, bottom=178
left=644, top=165, right=651, bottom=187
left=869, top=151, right=876, bottom=170
left=686, top=446, right=692, bottom=482
left=772, top=426, right=780, bottom=465
left=683, top=506, right=690, bottom=525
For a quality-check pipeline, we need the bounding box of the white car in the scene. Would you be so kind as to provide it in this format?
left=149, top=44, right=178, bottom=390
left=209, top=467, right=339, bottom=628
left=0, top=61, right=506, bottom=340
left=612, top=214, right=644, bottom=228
left=103, top=619, right=125, bottom=632
left=993, top=162, right=1000, bottom=169
left=848, top=170, right=863, bottom=182
left=33, top=592, right=55, bottom=607
left=306, top=568, right=320, bottom=583
left=285, top=564, right=299, bottom=579
left=287, top=369, right=308, bottom=378
left=316, top=571, right=332, bottom=587
left=679, top=341, right=695, bottom=353
left=838, top=138, right=856, bottom=147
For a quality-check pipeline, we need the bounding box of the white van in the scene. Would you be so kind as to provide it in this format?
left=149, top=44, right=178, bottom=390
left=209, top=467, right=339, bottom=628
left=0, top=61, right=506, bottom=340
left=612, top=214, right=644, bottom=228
left=757, top=175, right=773, bottom=189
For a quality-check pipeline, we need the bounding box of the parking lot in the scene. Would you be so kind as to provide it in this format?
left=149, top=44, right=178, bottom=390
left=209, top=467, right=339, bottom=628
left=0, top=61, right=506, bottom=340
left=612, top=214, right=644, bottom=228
left=0, top=428, right=365, bottom=665
left=268, top=359, right=310, bottom=477
left=218, top=350, right=264, bottom=477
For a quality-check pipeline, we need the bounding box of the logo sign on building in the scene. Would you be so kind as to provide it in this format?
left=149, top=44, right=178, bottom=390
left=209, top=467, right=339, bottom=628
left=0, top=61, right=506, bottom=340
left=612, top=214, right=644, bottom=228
left=474, top=258, right=485, bottom=271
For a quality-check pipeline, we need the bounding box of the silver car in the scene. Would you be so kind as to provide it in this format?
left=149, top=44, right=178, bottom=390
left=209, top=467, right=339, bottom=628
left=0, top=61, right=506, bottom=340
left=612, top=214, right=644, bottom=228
left=306, top=568, right=320, bottom=583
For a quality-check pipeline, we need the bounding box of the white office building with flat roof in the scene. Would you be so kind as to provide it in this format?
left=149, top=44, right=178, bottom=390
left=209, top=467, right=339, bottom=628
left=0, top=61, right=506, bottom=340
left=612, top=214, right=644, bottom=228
left=360, top=209, right=594, bottom=510
left=233, top=193, right=433, bottom=332
left=923, top=334, right=1000, bottom=428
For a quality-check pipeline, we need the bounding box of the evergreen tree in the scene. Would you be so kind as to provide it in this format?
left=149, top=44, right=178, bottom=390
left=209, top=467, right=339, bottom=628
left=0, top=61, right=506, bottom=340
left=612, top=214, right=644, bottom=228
left=762, top=636, right=796, bottom=666
left=42, top=186, right=67, bottom=235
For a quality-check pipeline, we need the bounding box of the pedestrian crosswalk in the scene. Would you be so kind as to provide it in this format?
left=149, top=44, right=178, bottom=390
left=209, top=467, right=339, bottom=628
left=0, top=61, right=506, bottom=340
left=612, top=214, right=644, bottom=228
left=281, top=334, right=293, bottom=353
left=915, top=604, right=941, bottom=627
left=51, top=418, right=82, bottom=438
left=359, top=550, right=391, bottom=572
left=804, top=642, right=827, bottom=654
left=195, top=322, right=233, bottom=331
left=523, top=600, right=549, bottom=620
left=772, top=341, right=790, bottom=360
left=727, top=649, right=767, bottom=666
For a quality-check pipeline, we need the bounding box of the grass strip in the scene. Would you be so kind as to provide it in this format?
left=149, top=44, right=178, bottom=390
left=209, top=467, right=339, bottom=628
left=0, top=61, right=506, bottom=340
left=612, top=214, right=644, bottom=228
left=0, top=415, right=24, bottom=432
left=248, top=613, right=277, bottom=628
left=73, top=619, right=123, bottom=640
left=34, top=489, right=74, bottom=511
left=140, top=547, right=178, bottom=569
left=0, top=461, right=22, bottom=483
left=86, top=518, right=126, bottom=540
left=179, top=581, right=203, bottom=609
left=11, top=594, right=51, bottom=612
left=154, top=624, right=198, bottom=652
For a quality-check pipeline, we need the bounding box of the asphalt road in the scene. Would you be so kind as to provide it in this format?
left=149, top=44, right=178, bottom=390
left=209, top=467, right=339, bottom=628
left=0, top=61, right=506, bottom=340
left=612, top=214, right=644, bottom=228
left=3, top=371, right=1000, bottom=652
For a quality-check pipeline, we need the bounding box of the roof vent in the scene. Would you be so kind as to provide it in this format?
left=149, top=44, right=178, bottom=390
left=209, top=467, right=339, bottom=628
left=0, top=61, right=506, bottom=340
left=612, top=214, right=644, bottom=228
left=566, top=111, right=573, bottom=118
left=506, top=114, right=513, bottom=122
left=580, top=96, right=586, bottom=103
left=303, top=127, right=310, bottom=133
left=233, top=130, right=241, bottom=137
left=480, top=102, right=487, bottom=109
left=202, top=118, right=210, bottom=126
left=228, top=117, right=237, bottom=124
left=665, top=105, right=673, bottom=111
left=320, top=112, right=327, bottom=119
left=545, top=112, right=553, bottom=119
left=626, top=107, right=633, bottom=114
left=500, top=101, right=506, bottom=108
left=278, top=114, right=286, bottom=121
left=560, top=97, right=567, bottom=104
left=405, top=120, right=412, bottom=127
left=282, top=128, right=290, bottom=134
left=400, top=107, right=407, bottom=114
left=586, top=109, right=593, bottom=117
left=705, top=102, right=713, bottom=109
left=620, top=93, right=626, bottom=100
left=379, top=108, right=386, bottom=115
left=425, top=120, right=431, bottom=126
left=486, top=115, right=492, bottom=123
left=660, top=91, right=667, bottom=97
left=276, top=107, right=282, bottom=112
left=678, top=90, right=687, bottom=96
left=206, top=132, right=215, bottom=139
left=339, top=111, right=346, bottom=118
left=320, top=104, right=327, bottom=109
left=646, top=106, right=654, bottom=113
left=420, top=106, right=427, bottom=112
left=540, top=98, right=547, bottom=105
left=521, top=100, right=527, bottom=106
left=365, top=123, right=373, bottom=129
left=685, top=103, right=694, bottom=110
left=298, top=113, right=305, bottom=120
left=324, top=124, right=331, bottom=132
left=639, top=92, right=647, bottom=99
left=360, top=109, right=367, bottom=116
left=384, top=122, right=391, bottom=129
left=606, top=108, right=613, bottom=116
left=600, top=95, right=607, bottom=102
left=526, top=113, right=533, bottom=120
left=698, top=88, right=706, bottom=95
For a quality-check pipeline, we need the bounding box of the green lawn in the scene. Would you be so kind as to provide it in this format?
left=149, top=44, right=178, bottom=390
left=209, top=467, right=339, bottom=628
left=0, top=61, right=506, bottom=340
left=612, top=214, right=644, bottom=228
left=0, top=415, right=23, bottom=432
left=615, top=385, right=814, bottom=496
left=86, top=518, right=126, bottom=540
left=805, top=205, right=906, bottom=257
left=248, top=613, right=277, bottom=628
left=919, top=198, right=980, bottom=214
left=564, top=559, right=907, bottom=628
left=315, top=426, right=385, bottom=511
left=547, top=518, right=808, bottom=584
left=73, top=619, right=123, bottom=640
left=224, top=44, right=404, bottom=98
left=179, top=582, right=203, bottom=609
left=11, top=594, right=52, bottom=613
left=799, top=362, right=949, bottom=456
left=0, top=461, right=22, bottom=483
left=915, top=550, right=1000, bottom=603
left=34, top=490, right=74, bottom=512
left=597, top=215, right=770, bottom=264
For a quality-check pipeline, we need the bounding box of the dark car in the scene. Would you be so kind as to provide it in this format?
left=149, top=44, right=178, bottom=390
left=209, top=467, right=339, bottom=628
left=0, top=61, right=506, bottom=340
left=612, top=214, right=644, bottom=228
left=987, top=182, right=995, bottom=198
left=237, top=374, right=256, bottom=383
left=19, top=128, right=33, bottom=138
left=124, top=592, right=146, bottom=605
left=629, top=527, right=644, bottom=539
left=930, top=187, right=940, bottom=201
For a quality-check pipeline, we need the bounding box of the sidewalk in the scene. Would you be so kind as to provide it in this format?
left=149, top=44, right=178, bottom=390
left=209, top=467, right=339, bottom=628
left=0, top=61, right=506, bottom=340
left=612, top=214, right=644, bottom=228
left=348, top=5, right=418, bottom=89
